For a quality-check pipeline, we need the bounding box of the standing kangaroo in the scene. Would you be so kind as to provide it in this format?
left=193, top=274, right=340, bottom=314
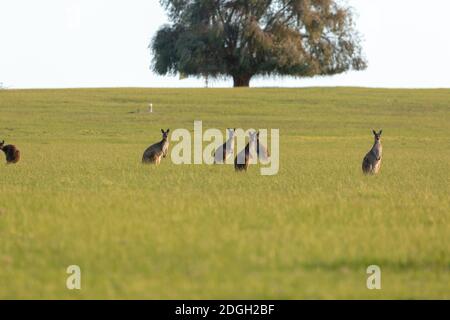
left=142, top=129, right=170, bottom=165
left=234, top=131, right=257, bottom=172
left=214, top=128, right=236, bottom=164
left=0, top=140, right=20, bottom=164
left=362, top=130, right=383, bottom=175
left=256, top=131, right=270, bottom=162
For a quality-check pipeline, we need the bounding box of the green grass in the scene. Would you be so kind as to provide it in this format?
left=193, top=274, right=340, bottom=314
left=0, top=87, right=449, bottom=299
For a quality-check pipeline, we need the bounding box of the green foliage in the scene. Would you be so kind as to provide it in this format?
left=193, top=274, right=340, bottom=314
left=0, top=88, right=449, bottom=298
left=151, top=0, right=367, bottom=86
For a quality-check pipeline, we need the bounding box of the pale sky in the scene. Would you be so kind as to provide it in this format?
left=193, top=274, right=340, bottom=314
left=0, top=0, right=449, bottom=89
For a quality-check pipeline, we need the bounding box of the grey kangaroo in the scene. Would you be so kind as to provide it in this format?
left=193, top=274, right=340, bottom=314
left=214, top=128, right=236, bottom=164
left=256, top=131, right=270, bottom=162
left=0, top=140, right=20, bottom=164
left=362, top=130, right=383, bottom=175
left=142, top=129, right=170, bottom=165
left=234, top=131, right=257, bottom=172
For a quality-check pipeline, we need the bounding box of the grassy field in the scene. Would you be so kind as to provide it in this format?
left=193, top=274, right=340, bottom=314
left=0, top=87, right=449, bottom=299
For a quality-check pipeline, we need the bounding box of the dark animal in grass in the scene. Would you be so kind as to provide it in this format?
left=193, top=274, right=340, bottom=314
left=142, top=129, right=170, bottom=165
left=234, top=131, right=257, bottom=172
left=362, top=130, right=383, bottom=175
left=0, top=140, right=20, bottom=164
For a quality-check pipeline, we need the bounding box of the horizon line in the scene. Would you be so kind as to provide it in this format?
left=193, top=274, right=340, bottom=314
left=2, top=85, right=450, bottom=90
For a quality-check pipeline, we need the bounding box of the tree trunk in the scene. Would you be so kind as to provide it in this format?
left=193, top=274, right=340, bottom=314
left=232, top=75, right=252, bottom=87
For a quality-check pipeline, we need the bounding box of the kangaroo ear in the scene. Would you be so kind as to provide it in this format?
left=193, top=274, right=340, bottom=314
left=372, top=130, right=377, bottom=135
left=379, top=130, right=383, bottom=135
left=161, top=129, right=164, bottom=134
left=166, top=129, right=170, bottom=133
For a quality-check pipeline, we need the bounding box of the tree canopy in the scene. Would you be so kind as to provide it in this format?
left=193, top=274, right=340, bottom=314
left=151, top=0, right=367, bottom=87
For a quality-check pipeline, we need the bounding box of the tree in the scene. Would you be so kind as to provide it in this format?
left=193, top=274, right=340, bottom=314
left=151, top=0, right=367, bottom=87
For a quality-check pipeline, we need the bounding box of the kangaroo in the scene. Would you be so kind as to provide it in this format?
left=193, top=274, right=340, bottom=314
left=234, top=131, right=257, bottom=172
left=362, top=130, right=383, bottom=175
left=256, top=131, right=270, bottom=162
left=0, top=140, right=20, bottom=164
left=142, top=129, right=170, bottom=165
left=214, top=128, right=236, bottom=164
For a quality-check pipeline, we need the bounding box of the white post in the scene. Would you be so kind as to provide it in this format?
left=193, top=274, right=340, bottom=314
left=149, top=103, right=153, bottom=113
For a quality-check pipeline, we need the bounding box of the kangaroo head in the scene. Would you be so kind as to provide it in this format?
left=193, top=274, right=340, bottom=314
left=249, top=131, right=257, bottom=143
left=161, top=129, right=170, bottom=140
left=372, top=129, right=382, bottom=142
left=0, top=140, right=4, bottom=150
left=227, top=128, right=236, bottom=139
